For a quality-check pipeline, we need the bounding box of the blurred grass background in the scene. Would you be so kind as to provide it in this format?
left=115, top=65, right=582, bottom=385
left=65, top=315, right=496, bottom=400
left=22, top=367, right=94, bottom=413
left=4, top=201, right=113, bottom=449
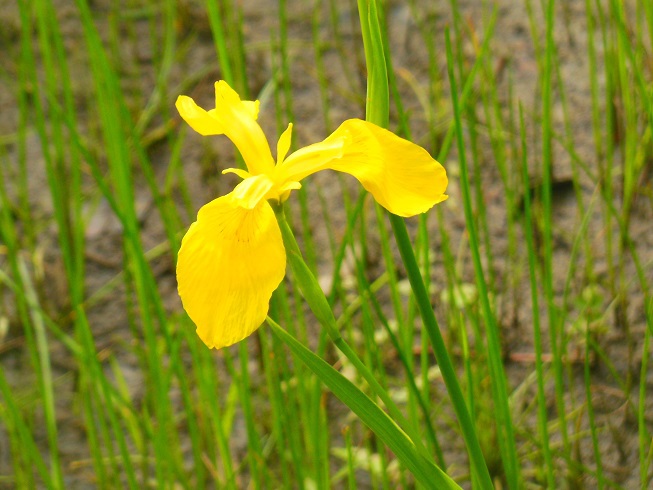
left=0, top=0, right=652, bottom=488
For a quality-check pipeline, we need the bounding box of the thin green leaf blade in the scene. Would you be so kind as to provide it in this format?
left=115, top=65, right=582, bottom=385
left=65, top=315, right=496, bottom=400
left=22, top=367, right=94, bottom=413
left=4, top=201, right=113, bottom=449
left=267, top=317, right=460, bottom=490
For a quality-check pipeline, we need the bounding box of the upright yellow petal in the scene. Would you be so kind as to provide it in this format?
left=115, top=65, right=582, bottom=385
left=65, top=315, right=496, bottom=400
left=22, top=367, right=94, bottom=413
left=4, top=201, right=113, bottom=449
left=176, top=196, right=286, bottom=349
left=276, top=123, right=293, bottom=165
left=241, top=100, right=260, bottom=120
left=212, top=81, right=275, bottom=174
left=176, top=81, right=275, bottom=175
left=325, top=119, right=447, bottom=217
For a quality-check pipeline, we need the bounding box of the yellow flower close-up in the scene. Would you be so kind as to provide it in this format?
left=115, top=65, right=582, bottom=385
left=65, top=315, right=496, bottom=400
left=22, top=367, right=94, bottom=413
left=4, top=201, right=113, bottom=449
left=176, top=80, right=448, bottom=349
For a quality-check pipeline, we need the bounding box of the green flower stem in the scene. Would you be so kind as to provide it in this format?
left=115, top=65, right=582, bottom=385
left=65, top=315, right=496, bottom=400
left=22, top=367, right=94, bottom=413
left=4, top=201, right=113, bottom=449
left=358, top=1, right=493, bottom=487
left=271, top=203, right=431, bottom=462
left=388, top=215, right=494, bottom=489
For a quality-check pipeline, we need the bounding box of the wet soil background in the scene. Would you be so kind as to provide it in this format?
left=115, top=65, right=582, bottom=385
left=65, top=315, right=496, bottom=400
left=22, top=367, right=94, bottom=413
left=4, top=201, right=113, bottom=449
left=0, top=0, right=652, bottom=488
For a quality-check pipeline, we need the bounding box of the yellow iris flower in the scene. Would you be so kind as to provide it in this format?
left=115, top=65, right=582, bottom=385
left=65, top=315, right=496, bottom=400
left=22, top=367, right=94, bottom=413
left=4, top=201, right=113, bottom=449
left=176, top=80, right=448, bottom=349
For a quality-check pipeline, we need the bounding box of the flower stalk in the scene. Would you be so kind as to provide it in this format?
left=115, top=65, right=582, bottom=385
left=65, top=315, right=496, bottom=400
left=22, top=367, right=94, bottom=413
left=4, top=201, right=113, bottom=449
left=357, top=0, right=494, bottom=487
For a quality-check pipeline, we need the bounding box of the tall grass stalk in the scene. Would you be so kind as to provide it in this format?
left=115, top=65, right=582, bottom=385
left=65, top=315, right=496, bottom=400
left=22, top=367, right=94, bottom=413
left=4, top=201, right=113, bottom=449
left=445, top=28, right=519, bottom=489
left=518, top=105, right=555, bottom=487
left=540, top=0, right=571, bottom=472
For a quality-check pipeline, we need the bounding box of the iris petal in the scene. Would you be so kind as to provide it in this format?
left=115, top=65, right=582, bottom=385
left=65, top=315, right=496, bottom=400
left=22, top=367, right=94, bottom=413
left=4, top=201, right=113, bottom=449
left=241, top=100, right=260, bottom=120
left=212, top=81, right=275, bottom=175
left=231, top=174, right=275, bottom=209
left=325, top=119, right=447, bottom=217
left=274, top=132, right=348, bottom=183
left=274, top=119, right=446, bottom=216
left=277, top=123, right=293, bottom=165
left=175, top=96, right=223, bottom=136
left=176, top=82, right=274, bottom=175
left=222, top=168, right=252, bottom=180
left=176, top=196, right=286, bottom=349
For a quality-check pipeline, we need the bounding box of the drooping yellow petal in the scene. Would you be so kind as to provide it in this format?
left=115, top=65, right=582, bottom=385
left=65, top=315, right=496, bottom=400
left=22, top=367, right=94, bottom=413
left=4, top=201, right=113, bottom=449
left=324, top=119, right=447, bottom=217
left=176, top=81, right=275, bottom=175
left=176, top=196, right=286, bottom=349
